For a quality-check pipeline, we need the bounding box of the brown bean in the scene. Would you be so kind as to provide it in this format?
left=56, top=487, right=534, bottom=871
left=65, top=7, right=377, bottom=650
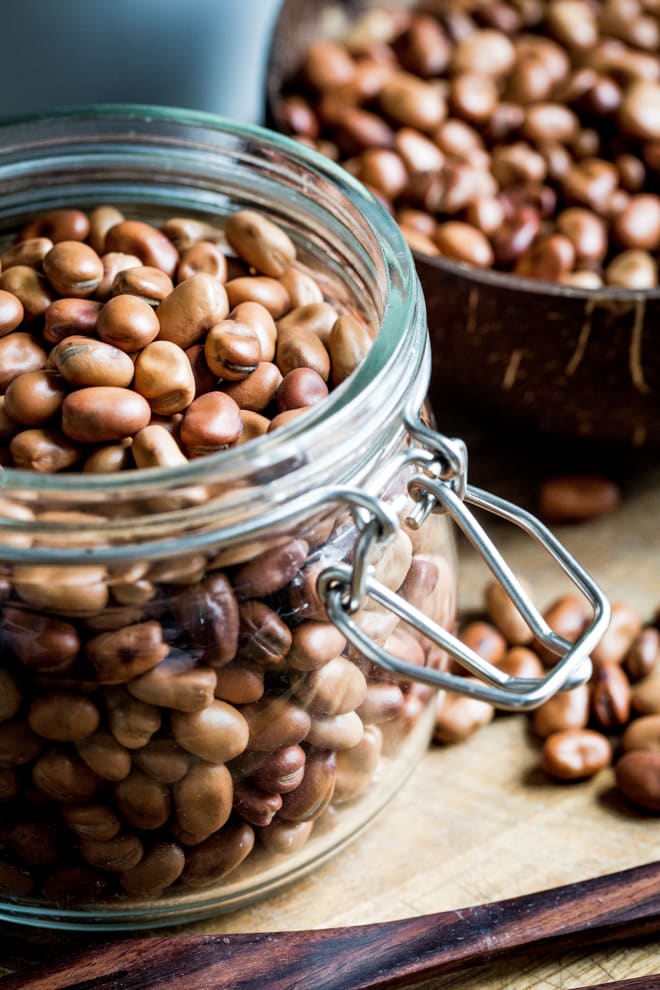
left=249, top=745, right=306, bottom=794
left=42, top=241, right=103, bottom=297
left=4, top=370, right=67, bottom=426
left=484, top=580, right=534, bottom=645
left=380, top=72, right=446, bottom=131
left=0, top=858, right=35, bottom=896
left=556, top=208, right=608, bottom=264
left=0, top=267, right=54, bottom=320
left=105, top=220, right=179, bottom=277
left=434, top=221, right=494, bottom=268
left=9, top=428, right=81, bottom=473
left=87, top=206, right=125, bottom=254
left=619, top=80, right=660, bottom=141
left=114, top=770, right=171, bottom=830
left=230, top=301, right=278, bottom=362
left=111, top=265, right=174, bottom=306
left=120, top=841, right=185, bottom=896
left=179, top=391, right=242, bottom=456
left=275, top=330, right=332, bottom=381
left=0, top=289, right=24, bottom=337
left=592, top=602, right=643, bottom=666
left=213, top=662, right=264, bottom=705
left=327, top=314, right=372, bottom=386
left=356, top=683, right=405, bottom=723
left=156, top=273, right=229, bottom=349
left=105, top=688, right=161, bottom=749
left=79, top=832, right=144, bottom=873
left=28, top=693, right=100, bottom=742
left=21, top=208, right=89, bottom=243
left=615, top=750, right=660, bottom=811
left=278, top=747, right=336, bottom=822
left=276, top=367, right=329, bottom=412
left=205, top=319, right=262, bottom=380
left=50, top=336, right=135, bottom=389
left=605, top=249, right=658, bottom=288
left=278, top=269, right=324, bottom=309
left=622, top=714, right=660, bottom=753
left=542, top=728, right=612, bottom=780
left=61, top=386, right=151, bottom=443
left=612, top=194, right=660, bottom=251
left=241, top=697, right=312, bottom=752
left=434, top=687, right=495, bottom=743
left=177, top=242, right=227, bottom=284
left=535, top=595, right=592, bottom=666
left=225, top=275, right=291, bottom=320
left=277, top=302, right=340, bottom=347
left=0, top=237, right=53, bottom=271
left=179, top=822, right=254, bottom=886
left=233, top=538, right=308, bottom=598
left=292, top=656, right=367, bottom=716
left=533, top=684, right=590, bottom=737
left=0, top=332, right=47, bottom=390
left=43, top=298, right=102, bottom=344
left=96, top=294, right=160, bottom=353
left=626, top=628, right=660, bottom=681
left=632, top=672, right=660, bottom=715
left=133, top=340, right=195, bottom=415
left=225, top=210, right=296, bottom=278
left=459, top=620, right=507, bottom=664
left=221, top=362, right=283, bottom=413
left=96, top=252, right=142, bottom=300
left=171, top=700, right=249, bottom=763
left=287, top=621, right=347, bottom=672
left=41, top=866, right=108, bottom=904
left=451, top=28, right=515, bottom=75
left=304, top=40, right=356, bottom=90
left=32, top=747, right=101, bottom=803
left=1, top=605, right=80, bottom=673
left=591, top=662, right=631, bottom=729
left=160, top=216, right=223, bottom=252
left=496, top=646, right=545, bottom=680
left=237, top=600, right=292, bottom=665
left=75, top=732, right=131, bottom=782
left=83, top=441, right=133, bottom=473
left=12, top=564, right=108, bottom=613
left=62, top=804, right=122, bottom=841
left=233, top=781, right=282, bottom=827
left=128, top=651, right=217, bottom=712
left=86, top=621, right=169, bottom=684
left=538, top=475, right=621, bottom=523
left=258, top=819, right=313, bottom=855
left=0, top=718, right=44, bottom=767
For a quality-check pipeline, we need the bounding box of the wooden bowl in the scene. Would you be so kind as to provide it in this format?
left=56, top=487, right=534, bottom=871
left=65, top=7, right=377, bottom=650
left=266, top=0, right=660, bottom=449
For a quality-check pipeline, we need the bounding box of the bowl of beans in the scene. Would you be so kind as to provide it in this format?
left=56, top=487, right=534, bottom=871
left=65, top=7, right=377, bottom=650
left=267, top=0, right=660, bottom=447
left=0, top=104, right=468, bottom=928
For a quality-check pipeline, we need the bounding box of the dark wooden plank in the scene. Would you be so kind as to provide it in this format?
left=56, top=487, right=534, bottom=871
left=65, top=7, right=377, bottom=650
left=1, top=860, right=658, bottom=990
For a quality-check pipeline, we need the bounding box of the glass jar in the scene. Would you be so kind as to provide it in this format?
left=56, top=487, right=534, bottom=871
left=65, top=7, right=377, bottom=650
left=0, top=107, right=608, bottom=931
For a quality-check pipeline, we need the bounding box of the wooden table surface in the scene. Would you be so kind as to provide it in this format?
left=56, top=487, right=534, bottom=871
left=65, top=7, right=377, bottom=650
left=2, top=406, right=660, bottom=988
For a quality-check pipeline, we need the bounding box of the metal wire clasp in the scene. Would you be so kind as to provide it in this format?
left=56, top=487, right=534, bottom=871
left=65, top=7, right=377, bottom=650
left=317, top=410, right=611, bottom=712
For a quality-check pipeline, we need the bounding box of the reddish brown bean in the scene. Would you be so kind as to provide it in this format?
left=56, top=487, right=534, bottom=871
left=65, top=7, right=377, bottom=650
left=542, top=728, right=612, bottom=780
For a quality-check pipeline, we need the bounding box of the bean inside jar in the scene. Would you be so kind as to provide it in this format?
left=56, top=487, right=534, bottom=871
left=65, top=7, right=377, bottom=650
left=0, top=205, right=374, bottom=473
left=0, top=202, right=457, bottom=915
left=278, top=1, right=660, bottom=289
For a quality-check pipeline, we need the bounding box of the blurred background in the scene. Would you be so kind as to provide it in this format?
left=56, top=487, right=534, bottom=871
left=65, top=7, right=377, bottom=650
left=0, top=0, right=283, bottom=123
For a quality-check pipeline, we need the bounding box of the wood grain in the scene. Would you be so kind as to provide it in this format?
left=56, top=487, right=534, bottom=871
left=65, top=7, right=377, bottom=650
left=1, top=861, right=659, bottom=990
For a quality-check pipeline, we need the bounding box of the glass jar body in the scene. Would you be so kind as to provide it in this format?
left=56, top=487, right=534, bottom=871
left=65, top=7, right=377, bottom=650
left=0, top=109, right=456, bottom=928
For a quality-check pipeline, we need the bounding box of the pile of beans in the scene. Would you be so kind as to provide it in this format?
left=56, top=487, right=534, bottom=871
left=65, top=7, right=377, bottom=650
left=0, top=205, right=374, bottom=472
left=435, top=583, right=660, bottom=812
left=280, top=1, right=660, bottom=288
left=0, top=203, right=457, bottom=907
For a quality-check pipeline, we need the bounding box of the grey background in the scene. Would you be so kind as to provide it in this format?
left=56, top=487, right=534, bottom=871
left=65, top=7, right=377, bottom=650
left=0, top=0, right=284, bottom=123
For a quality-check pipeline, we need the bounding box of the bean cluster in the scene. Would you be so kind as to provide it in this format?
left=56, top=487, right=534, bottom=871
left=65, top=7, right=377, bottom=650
left=0, top=511, right=454, bottom=904
left=435, top=583, right=660, bottom=813
left=280, top=1, right=660, bottom=288
left=0, top=205, right=374, bottom=473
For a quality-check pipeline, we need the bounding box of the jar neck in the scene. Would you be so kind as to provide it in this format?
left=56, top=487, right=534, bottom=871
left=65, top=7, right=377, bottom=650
left=0, top=107, right=428, bottom=556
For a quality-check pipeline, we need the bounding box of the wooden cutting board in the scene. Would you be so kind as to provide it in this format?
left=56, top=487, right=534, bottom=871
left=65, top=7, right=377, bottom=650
left=2, top=409, right=660, bottom=988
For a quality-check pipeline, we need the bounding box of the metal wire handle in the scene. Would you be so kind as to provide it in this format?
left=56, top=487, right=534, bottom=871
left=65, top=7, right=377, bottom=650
left=317, top=416, right=611, bottom=712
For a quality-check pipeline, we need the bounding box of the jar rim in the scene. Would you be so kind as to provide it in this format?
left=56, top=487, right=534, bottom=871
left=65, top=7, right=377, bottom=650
left=0, top=103, right=421, bottom=495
